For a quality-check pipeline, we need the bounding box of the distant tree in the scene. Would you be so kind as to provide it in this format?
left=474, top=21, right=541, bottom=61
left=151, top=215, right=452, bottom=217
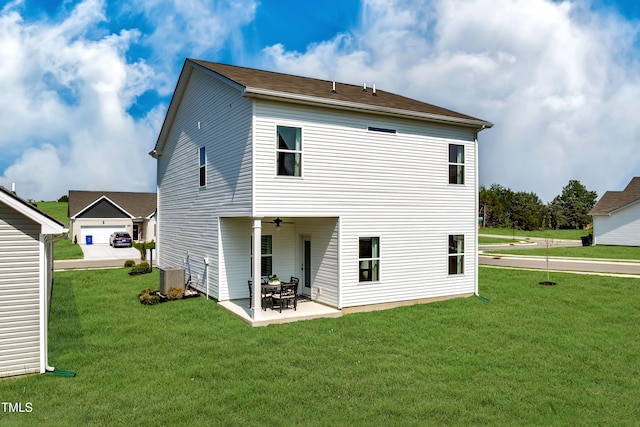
left=511, top=191, right=545, bottom=231
left=58, top=195, right=69, bottom=202
left=551, top=180, right=598, bottom=229
left=479, top=184, right=514, bottom=228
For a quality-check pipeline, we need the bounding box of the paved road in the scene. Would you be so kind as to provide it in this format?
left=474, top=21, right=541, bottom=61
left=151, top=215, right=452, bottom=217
left=479, top=235, right=640, bottom=277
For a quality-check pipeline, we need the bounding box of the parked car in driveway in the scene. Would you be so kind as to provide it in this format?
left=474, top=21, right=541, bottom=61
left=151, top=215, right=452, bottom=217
left=109, top=232, right=133, bottom=247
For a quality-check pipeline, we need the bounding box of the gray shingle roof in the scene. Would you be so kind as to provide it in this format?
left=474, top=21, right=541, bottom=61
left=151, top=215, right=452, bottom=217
left=68, top=191, right=156, bottom=218
left=589, top=177, right=640, bottom=215
left=189, top=59, right=493, bottom=128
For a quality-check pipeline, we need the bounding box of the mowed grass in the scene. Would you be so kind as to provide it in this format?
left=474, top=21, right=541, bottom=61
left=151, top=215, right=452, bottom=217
left=481, top=227, right=585, bottom=240
left=485, top=244, right=640, bottom=261
left=478, top=235, right=519, bottom=244
left=34, top=201, right=69, bottom=227
left=1, top=268, right=639, bottom=425
left=53, top=238, right=84, bottom=260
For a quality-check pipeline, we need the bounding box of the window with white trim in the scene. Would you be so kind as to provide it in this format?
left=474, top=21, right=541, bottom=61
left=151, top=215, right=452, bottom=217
left=251, top=235, right=273, bottom=277
left=277, top=125, right=302, bottom=176
left=199, top=146, right=206, bottom=187
left=359, top=237, right=380, bottom=282
left=448, top=234, right=464, bottom=275
left=449, top=144, right=464, bottom=185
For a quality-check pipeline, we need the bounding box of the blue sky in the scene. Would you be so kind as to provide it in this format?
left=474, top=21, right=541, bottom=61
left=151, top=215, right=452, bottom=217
left=1, top=0, right=639, bottom=202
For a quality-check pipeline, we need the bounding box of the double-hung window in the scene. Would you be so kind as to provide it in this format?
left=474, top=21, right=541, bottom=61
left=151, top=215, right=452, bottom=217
left=449, top=144, right=464, bottom=185
left=199, top=146, right=206, bottom=187
left=359, top=237, right=380, bottom=282
left=277, top=125, right=302, bottom=176
left=448, top=235, right=464, bottom=275
left=251, top=235, right=273, bottom=277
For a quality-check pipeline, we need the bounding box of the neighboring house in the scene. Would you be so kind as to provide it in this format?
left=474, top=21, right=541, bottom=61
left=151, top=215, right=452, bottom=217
left=150, top=59, right=493, bottom=320
left=68, top=191, right=157, bottom=245
left=589, top=177, right=640, bottom=246
left=0, top=186, right=65, bottom=378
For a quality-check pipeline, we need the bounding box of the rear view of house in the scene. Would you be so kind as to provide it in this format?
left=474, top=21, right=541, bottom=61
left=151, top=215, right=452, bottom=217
left=151, top=59, right=492, bottom=323
left=0, top=186, right=65, bottom=377
left=590, top=177, right=640, bottom=246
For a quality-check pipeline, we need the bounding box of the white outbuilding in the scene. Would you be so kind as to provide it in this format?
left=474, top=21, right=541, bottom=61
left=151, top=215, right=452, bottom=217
left=0, top=186, right=65, bottom=378
left=590, top=177, right=640, bottom=247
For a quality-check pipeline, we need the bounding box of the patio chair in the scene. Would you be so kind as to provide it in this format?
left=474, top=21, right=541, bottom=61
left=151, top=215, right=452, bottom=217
left=271, top=282, right=298, bottom=313
left=261, top=283, right=278, bottom=311
left=249, top=279, right=276, bottom=310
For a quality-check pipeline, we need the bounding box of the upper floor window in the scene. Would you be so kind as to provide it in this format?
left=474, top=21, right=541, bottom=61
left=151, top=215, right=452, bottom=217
left=448, top=234, right=464, bottom=275
left=277, top=125, right=302, bottom=176
left=359, top=237, right=380, bottom=282
left=449, top=144, right=464, bottom=185
left=199, top=146, right=206, bottom=187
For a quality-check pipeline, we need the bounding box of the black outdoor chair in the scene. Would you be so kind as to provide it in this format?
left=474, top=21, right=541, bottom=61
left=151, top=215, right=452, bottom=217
left=271, top=282, right=298, bottom=312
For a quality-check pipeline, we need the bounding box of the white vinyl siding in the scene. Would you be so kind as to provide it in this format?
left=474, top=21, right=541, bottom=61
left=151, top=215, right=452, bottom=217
left=156, top=68, right=253, bottom=297
left=593, top=201, right=640, bottom=246
left=0, top=204, right=41, bottom=378
left=253, top=100, right=477, bottom=308
left=156, top=66, right=480, bottom=311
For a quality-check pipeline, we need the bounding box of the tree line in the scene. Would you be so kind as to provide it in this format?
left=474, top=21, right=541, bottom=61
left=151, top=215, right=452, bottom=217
left=479, top=180, right=598, bottom=231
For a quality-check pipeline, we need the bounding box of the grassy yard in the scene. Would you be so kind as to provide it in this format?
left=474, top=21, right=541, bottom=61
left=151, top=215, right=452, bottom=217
left=53, top=238, right=84, bottom=260
left=34, top=201, right=69, bottom=227
left=1, top=268, right=639, bottom=425
left=484, top=244, right=640, bottom=261
left=478, top=235, right=519, bottom=244
left=480, top=227, right=586, bottom=240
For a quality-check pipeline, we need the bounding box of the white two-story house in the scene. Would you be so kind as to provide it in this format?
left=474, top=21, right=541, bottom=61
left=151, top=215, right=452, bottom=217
left=151, top=59, right=492, bottom=322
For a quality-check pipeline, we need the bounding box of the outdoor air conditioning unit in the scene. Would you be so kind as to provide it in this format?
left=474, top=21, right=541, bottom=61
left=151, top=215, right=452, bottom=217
left=159, top=268, right=185, bottom=293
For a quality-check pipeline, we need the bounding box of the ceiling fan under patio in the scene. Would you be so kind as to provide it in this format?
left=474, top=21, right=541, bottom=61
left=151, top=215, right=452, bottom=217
left=263, top=217, right=295, bottom=229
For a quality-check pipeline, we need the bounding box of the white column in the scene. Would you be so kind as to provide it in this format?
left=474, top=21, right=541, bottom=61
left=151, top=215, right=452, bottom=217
left=252, top=218, right=262, bottom=320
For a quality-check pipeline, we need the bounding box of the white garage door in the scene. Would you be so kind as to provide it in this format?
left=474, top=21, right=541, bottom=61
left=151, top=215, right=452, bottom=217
left=80, top=226, right=126, bottom=245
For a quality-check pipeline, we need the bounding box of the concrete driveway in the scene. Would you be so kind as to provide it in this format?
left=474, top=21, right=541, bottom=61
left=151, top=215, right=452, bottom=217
left=81, top=244, right=141, bottom=260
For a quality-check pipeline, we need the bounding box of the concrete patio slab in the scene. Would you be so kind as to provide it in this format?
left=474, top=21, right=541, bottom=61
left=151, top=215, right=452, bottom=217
left=218, top=299, right=342, bottom=326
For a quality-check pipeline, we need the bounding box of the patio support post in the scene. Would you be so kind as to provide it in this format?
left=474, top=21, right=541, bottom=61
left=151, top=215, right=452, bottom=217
left=251, top=218, right=262, bottom=320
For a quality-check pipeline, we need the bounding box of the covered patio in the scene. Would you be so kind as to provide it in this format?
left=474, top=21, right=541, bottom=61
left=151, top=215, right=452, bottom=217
left=218, top=298, right=342, bottom=327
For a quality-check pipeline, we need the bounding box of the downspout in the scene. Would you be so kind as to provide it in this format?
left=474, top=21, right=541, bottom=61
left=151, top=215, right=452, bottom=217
left=40, top=234, right=55, bottom=373
left=474, top=128, right=481, bottom=297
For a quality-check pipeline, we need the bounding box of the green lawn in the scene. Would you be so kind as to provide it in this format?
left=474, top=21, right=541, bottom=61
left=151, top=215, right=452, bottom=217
left=34, top=201, right=69, bottom=227
left=1, top=268, right=639, bottom=425
left=53, top=238, right=84, bottom=260
left=484, top=244, right=640, bottom=261
left=480, top=227, right=586, bottom=240
left=478, top=235, right=520, bottom=244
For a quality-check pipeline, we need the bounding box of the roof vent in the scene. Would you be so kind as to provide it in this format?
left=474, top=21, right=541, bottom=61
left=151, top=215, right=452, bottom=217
left=372, top=84, right=377, bottom=96
left=332, top=81, right=336, bottom=93
left=11, top=182, right=16, bottom=193
left=363, top=83, right=367, bottom=92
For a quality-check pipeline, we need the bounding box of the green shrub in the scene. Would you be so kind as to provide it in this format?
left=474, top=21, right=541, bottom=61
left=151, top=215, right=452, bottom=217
left=138, top=288, right=160, bottom=305
left=130, top=262, right=151, bottom=275
left=166, top=287, right=184, bottom=300
left=124, top=259, right=135, bottom=268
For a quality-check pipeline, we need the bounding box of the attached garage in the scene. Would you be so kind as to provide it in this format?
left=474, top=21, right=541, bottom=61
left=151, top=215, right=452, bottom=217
left=80, top=225, right=126, bottom=245
left=68, top=191, right=156, bottom=245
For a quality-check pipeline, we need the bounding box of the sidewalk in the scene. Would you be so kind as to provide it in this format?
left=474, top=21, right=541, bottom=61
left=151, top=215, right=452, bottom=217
left=479, top=252, right=640, bottom=278
left=54, top=257, right=156, bottom=271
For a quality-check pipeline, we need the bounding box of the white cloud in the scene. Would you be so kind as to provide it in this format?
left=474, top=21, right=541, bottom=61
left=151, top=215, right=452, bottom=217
left=262, top=0, right=640, bottom=201
left=0, top=0, right=257, bottom=200
left=128, top=0, right=257, bottom=94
